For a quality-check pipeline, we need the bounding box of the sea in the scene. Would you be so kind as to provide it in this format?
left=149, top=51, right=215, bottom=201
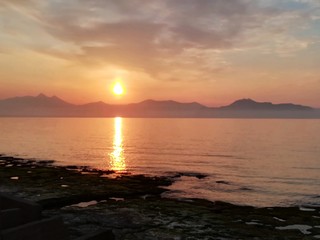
left=0, top=117, right=319, bottom=207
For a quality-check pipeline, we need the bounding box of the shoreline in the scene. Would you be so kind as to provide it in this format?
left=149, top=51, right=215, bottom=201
left=1, top=155, right=320, bottom=239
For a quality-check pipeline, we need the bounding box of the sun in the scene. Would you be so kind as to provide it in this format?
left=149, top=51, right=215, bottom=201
left=113, top=82, right=124, bottom=95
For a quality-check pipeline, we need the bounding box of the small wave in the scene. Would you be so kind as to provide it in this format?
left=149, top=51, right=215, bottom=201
left=216, top=180, right=230, bottom=185
left=292, top=166, right=320, bottom=170
left=202, top=154, right=246, bottom=159
left=127, top=150, right=245, bottom=160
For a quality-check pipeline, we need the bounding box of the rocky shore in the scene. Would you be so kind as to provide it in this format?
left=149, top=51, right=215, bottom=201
left=1, top=155, right=320, bottom=239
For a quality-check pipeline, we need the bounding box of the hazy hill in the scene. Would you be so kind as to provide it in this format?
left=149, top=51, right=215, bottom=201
left=120, top=99, right=208, bottom=117
left=0, top=94, right=319, bottom=118
left=214, top=98, right=318, bottom=118
left=0, top=94, right=74, bottom=116
left=220, top=98, right=312, bottom=111
left=128, top=99, right=207, bottom=110
left=0, top=93, right=72, bottom=107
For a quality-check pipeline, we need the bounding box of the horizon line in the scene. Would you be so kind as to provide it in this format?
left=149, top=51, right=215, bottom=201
left=0, top=93, right=318, bottom=109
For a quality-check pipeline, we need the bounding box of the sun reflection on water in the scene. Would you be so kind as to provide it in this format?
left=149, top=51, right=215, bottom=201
left=109, top=117, right=126, bottom=172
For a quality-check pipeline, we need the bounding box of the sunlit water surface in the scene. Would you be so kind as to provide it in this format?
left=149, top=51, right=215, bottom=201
left=0, top=118, right=319, bottom=207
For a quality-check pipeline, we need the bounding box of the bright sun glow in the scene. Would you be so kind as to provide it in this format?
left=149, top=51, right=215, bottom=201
left=113, top=82, right=124, bottom=95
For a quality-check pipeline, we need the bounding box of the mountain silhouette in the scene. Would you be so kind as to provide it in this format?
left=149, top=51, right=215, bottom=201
left=220, top=98, right=312, bottom=111
left=132, top=99, right=206, bottom=109
left=0, top=94, right=74, bottom=116
left=0, top=94, right=318, bottom=118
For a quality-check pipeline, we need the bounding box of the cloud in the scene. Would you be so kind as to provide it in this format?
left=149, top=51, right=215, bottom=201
left=0, top=0, right=35, bottom=6
left=1, top=0, right=319, bottom=81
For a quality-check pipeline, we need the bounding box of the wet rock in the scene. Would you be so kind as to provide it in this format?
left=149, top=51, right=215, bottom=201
left=1, top=155, right=320, bottom=239
left=172, top=172, right=207, bottom=179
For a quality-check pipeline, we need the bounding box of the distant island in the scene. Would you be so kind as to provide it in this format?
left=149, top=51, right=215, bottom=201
left=0, top=94, right=319, bottom=118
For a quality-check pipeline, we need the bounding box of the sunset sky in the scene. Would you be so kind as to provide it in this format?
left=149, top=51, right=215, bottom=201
left=0, top=0, right=320, bottom=107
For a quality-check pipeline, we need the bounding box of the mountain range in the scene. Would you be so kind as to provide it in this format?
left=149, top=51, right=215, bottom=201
left=0, top=94, right=319, bottom=118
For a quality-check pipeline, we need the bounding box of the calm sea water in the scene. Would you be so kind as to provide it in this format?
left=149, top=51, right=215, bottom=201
left=0, top=118, right=319, bottom=207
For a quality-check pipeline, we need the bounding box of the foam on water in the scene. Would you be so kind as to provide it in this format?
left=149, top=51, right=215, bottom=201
left=276, top=225, right=312, bottom=234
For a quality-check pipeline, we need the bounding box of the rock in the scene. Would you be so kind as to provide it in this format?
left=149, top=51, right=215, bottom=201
left=1, top=155, right=320, bottom=239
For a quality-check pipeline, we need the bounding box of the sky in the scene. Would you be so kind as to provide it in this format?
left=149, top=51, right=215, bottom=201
left=0, top=0, right=320, bottom=107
